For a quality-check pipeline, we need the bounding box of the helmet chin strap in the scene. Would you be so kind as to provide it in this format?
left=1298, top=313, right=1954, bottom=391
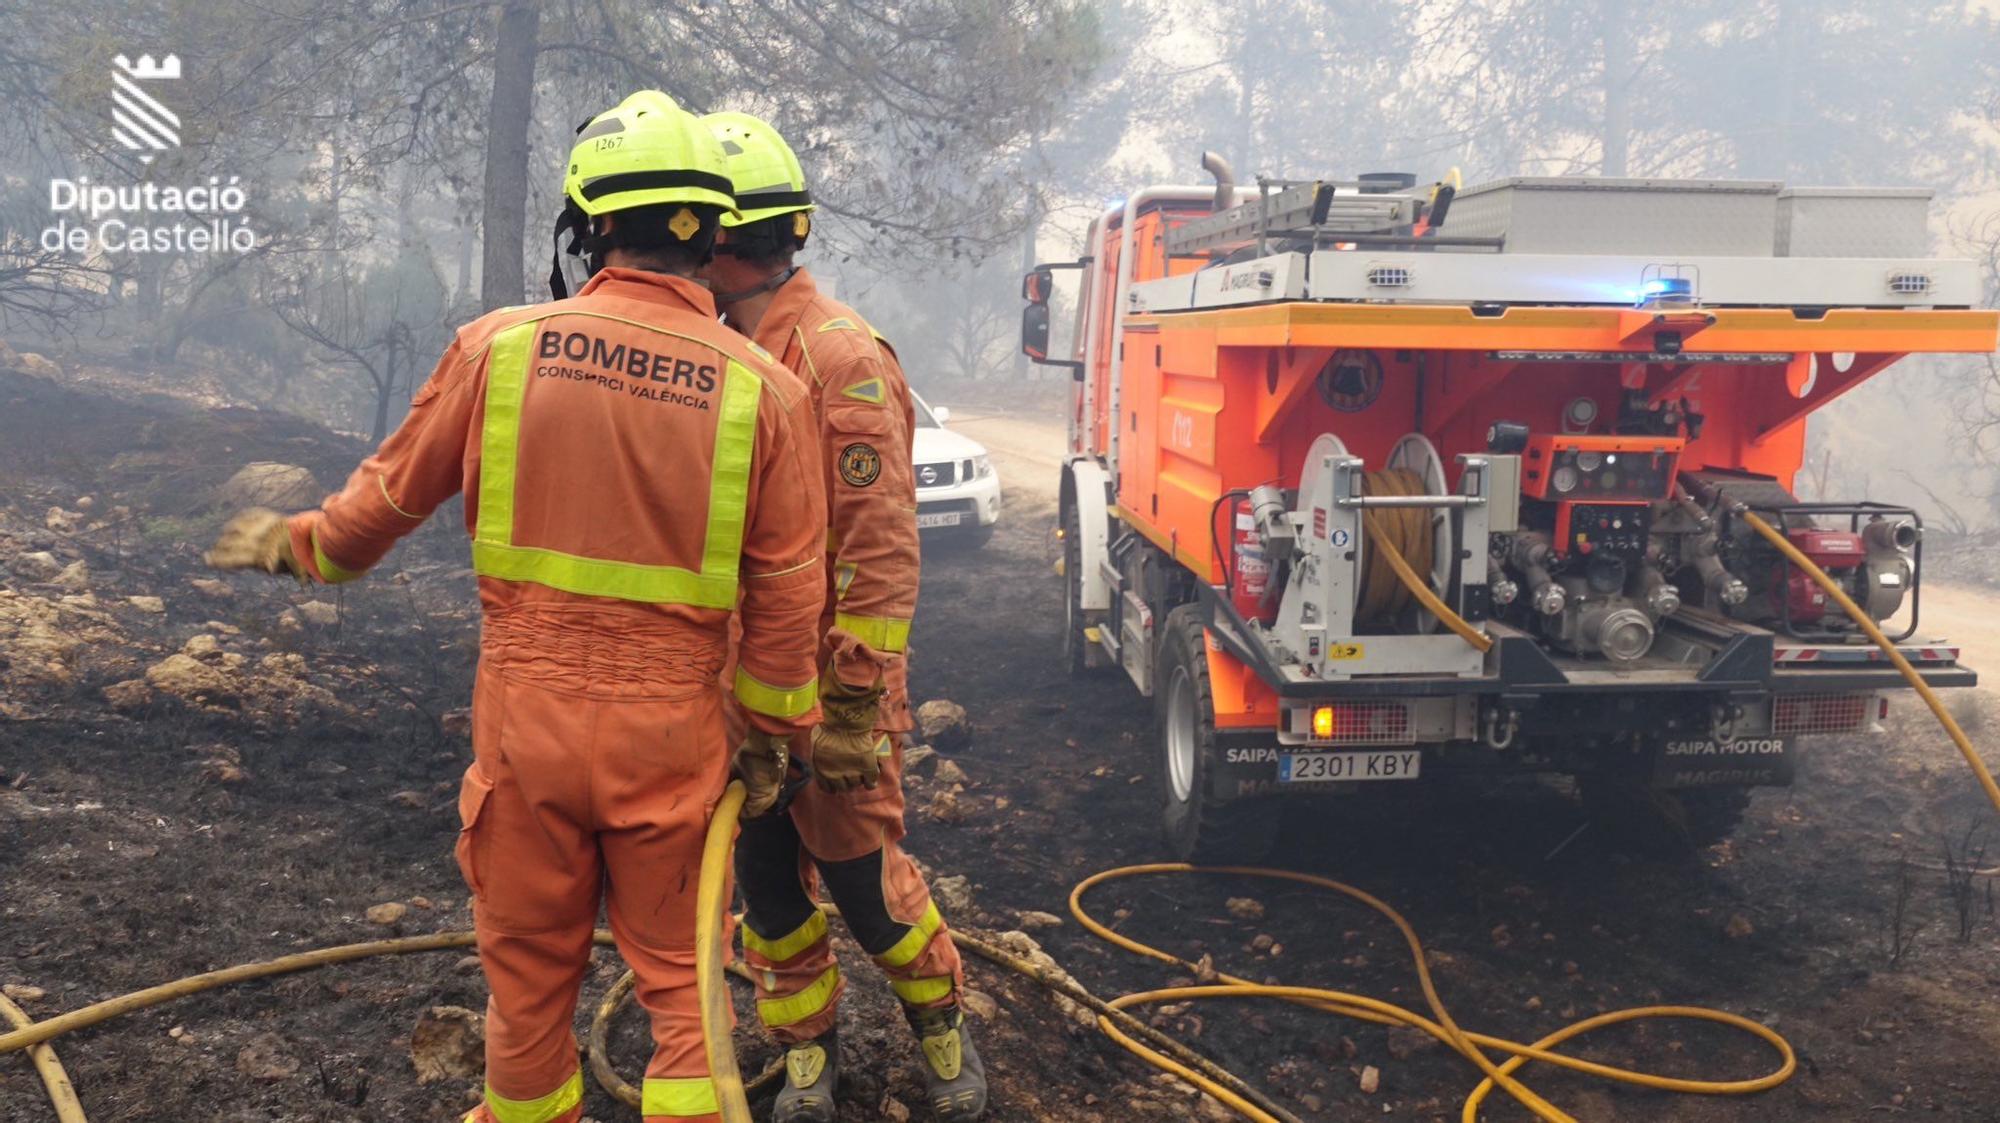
left=712, top=265, right=797, bottom=308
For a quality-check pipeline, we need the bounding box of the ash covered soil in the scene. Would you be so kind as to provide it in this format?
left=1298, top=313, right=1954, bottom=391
left=5, top=365, right=2000, bottom=1122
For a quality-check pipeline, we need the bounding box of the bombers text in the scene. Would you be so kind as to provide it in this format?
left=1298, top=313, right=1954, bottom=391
left=537, top=330, right=720, bottom=393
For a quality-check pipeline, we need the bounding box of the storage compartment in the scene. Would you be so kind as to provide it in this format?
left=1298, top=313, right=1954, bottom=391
left=1446, top=177, right=1782, bottom=257
left=1775, top=187, right=1932, bottom=258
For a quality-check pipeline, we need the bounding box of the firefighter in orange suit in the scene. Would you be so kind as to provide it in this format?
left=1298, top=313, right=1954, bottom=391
left=699, top=111, right=985, bottom=1123
left=204, top=91, right=827, bottom=1123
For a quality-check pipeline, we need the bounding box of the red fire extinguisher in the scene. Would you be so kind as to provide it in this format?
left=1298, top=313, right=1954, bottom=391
left=1232, top=498, right=1276, bottom=624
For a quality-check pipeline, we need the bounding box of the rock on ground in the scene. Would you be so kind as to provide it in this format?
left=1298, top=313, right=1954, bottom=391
left=11, top=551, right=63, bottom=581
left=915, top=698, right=972, bottom=751
left=11, top=351, right=61, bottom=380
left=146, top=654, right=235, bottom=704
left=102, top=679, right=152, bottom=711
left=366, top=901, right=409, bottom=925
left=213, top=462, right=320, bottom=511
left=0, top=591, right=88, bottom=687
left=932, top=874, right=974, bottom=914
left=410, top=1005, right=485, bottom=1083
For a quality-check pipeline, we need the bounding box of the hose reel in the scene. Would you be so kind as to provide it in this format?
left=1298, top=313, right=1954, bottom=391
left=1295, top=433, right=1457, bottom=633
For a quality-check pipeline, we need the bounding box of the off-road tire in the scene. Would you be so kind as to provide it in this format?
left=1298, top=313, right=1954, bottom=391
left=1578, top=774, right=1752, bottom=854
left=1156, top=605, right=1282, bottom=863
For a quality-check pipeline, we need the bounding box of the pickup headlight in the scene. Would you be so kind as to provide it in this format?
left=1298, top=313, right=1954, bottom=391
left=970, top=454, right=994, bottom=479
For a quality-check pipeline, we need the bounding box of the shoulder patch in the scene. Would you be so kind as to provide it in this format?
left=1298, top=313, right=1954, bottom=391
left=841, top=377, right=886, bottom=404
left=837, top=442, right=882, bottom=487
left=816, top=316, right=860, bottom=334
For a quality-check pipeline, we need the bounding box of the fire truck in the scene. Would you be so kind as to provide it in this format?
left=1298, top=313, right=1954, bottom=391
left=1021, top=155, right=1998, bottom=861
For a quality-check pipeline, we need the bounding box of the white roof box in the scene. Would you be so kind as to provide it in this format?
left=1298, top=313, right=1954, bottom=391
left=1446, top=177, right=1783, bottom=257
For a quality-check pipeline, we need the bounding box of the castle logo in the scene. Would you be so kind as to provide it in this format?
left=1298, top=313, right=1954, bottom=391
left=112, top=53, right=181, bottom=164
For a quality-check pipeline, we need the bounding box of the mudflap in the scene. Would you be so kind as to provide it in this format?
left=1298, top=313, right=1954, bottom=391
left=1213, top=730, right=1284, bottom=797
left=1650, top=734, right=1797, bottom=789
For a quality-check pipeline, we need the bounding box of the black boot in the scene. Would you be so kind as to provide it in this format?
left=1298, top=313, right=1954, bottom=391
left=771, top=1027, right=839, bottom=1123
left=906, top=1005, right=987, bottom=1122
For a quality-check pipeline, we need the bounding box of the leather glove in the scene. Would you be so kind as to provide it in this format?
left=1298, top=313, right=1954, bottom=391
left=204, top=508, right=304, bottom=580
left=810, top=678, right=886, bottom=793
left=733, top=729, right=798, bottom=819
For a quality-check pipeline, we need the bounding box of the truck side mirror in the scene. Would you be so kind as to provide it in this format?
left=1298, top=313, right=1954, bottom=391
left=1021, top=302, right=1052, bottom=361
left=1022, top=266, right=1054, bottom=304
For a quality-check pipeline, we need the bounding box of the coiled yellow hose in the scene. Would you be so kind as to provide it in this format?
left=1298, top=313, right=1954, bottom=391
left=1357, top=469, right=1494, bottom=653
left=1070, top=865, right=1792, bottom=1123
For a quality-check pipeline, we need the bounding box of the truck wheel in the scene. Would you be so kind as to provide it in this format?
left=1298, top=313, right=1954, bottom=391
left=1062, top=501, right=1090, bottom=676
left=1156, top=606, right=1281, bottom=863
left=1578, top=776, right=1751, bottom=853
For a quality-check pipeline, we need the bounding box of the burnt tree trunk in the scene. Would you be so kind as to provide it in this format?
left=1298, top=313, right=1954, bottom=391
left=479, top=0, right=541, bottom=310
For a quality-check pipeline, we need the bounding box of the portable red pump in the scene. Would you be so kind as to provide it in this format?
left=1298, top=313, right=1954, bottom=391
left=1777, top=528, right=1866, bottom=625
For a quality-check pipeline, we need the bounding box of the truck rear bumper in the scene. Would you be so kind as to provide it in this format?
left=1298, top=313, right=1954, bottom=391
left=1199, top=584, right=1976, bottom=700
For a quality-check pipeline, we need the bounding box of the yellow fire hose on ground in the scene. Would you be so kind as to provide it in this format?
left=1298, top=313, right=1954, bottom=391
left=8, top=514, right=2000, bottom=1122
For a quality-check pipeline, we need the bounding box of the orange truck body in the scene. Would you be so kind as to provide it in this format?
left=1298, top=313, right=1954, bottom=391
left=1030, top=173, right=1997, bottom=858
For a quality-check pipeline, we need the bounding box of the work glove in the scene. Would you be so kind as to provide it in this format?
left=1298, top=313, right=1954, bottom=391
left=204, top=508, right=305, bottom=581
left=734, top=729, right=806, bottom=819
left=809, top=678, right=886, bottom=794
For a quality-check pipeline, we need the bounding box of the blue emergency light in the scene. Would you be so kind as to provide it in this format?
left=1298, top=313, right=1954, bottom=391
left=1638, top=276, right=1694, bottom=306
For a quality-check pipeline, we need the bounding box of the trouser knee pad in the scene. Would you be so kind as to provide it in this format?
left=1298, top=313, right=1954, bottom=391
left=814, top=849, right=907, bottom=957
left=737, top=813, right=819, bottom=942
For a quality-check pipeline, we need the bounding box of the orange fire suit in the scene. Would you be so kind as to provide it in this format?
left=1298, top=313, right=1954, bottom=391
left=730, top=268, right=963, bottom=1045
left=286, top=268, right=826, bottom=1123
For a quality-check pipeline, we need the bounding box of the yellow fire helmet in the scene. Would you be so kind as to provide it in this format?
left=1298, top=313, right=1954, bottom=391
left=563, top=91, right=738, bottom=219
left=703, top=111, right=815, bottom=242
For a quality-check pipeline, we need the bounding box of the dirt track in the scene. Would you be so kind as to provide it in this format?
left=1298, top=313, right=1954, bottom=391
left=5, top=372, right=2000, bottom=1121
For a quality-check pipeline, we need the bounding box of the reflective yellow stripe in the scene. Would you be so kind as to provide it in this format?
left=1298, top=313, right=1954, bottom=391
left=734, top=667, right=818, bottom=719
left=376, top=473, right=419, bottom=520
left=311, top=528, right=362, bottom=584
left=472, top=543, right=740, bottom=606
left=840, top=376, right=885, bottom=403
left=471, top=322, right=761, bottom=608
left=703, top=360, right=760, bottom=580
left=758, top=965, right=841, bottom=1028
left=874, top=901, right=943, bottom=969
left=889, top=975, right=954, bottom=1006
left=475, top=322, right=530, bottom=546
left=834, top=612, right=911, bottom=654
left=742, top=909, right=827, bottom=963
left=641, top=1076, right=720, bottom=1117
left=484, top=1070, right=583, bottom=1123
